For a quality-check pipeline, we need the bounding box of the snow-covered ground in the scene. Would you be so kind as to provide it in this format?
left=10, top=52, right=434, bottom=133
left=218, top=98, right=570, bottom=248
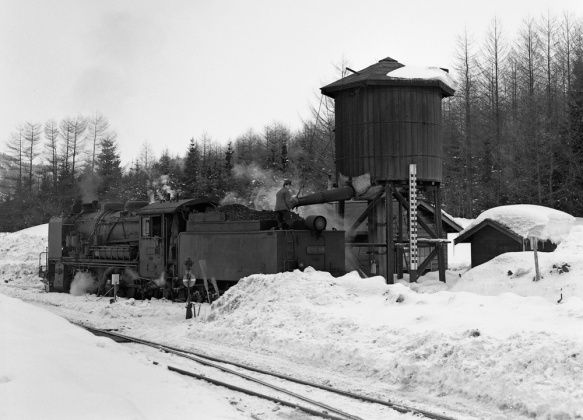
left=1, top=210, right=583, bottom=420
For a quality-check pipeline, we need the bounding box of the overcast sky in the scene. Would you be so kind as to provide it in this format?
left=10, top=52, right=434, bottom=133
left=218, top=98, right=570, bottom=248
left=1, top=0, right=580, bottom=164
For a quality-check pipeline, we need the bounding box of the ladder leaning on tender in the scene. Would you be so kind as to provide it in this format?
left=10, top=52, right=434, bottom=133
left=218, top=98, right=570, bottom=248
left=284, top=230, right=296, bottom=271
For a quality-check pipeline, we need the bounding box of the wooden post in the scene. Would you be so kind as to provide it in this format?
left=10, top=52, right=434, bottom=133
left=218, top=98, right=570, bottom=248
left=185, top=271, right=193, bottom=319
left=184, top=257, right=194, bottom=319
left=368, top=199, right=376, bottom=276
left=112, top=273, right=119, bottom=302
left=434, top=186, right=446, bottom=283
left=531, top=237, right=541, bottom=282
left=397, top=197, right=404, bottom=279
left=386, top=183, right=394, bottom=284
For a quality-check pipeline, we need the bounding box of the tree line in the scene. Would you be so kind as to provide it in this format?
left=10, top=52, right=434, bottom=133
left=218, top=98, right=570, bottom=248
left=0, top=110, right=335, bottom=231
left=1, top=11, right=582, bottom=231
left=443, top=13, right=583, bottom=218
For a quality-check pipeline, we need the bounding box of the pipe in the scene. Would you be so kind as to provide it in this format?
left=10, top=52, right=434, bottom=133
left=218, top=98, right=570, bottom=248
left=292, top=186, right=355, bottom=208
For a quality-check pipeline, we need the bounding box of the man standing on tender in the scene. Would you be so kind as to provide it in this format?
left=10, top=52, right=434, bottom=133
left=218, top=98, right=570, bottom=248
left=274, top=179, right=293, bottom=229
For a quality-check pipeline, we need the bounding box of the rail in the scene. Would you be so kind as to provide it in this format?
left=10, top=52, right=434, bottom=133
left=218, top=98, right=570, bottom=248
left=73, top=323, right=459, bottom=420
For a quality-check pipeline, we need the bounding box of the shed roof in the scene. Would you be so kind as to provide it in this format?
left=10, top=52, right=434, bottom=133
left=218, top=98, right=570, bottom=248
left=321, top=57, right=455, bottom=98
left=138, top=197, right=219, bottom=215
left=454, top=219, right=524, bottom=245
left=418, top=200, right=463, bottom=233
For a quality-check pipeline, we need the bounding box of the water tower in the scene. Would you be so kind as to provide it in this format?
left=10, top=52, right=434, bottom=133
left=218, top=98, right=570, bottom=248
left=297, top=56, right=456, bottom=282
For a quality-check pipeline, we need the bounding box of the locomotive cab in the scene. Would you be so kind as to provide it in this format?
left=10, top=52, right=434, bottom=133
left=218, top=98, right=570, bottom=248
left=136, top=198, right=220, bottom=284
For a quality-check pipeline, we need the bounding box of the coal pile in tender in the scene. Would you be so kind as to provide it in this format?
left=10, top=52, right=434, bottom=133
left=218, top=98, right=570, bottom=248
left=207, top=204, right=305, bottom=225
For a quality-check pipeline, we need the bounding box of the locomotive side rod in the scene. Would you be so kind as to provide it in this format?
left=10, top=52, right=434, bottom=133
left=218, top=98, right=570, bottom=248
left=75, top=323, right=458, bottom=420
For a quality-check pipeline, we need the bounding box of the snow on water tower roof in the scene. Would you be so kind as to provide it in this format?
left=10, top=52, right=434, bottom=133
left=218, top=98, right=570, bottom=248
left=459, top=204, right=576, bottom=244
left=387, top=65, right=458, bottom=92
left=320, top=56, right=456, bottom=98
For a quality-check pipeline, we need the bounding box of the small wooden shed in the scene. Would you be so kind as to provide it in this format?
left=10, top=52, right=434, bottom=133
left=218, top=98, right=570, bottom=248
left=454, top=219, right=557, bottom=268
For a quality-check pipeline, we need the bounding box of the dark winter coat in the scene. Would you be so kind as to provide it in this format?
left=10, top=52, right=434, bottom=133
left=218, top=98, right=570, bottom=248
left=274, top=187, right=292, bottom=211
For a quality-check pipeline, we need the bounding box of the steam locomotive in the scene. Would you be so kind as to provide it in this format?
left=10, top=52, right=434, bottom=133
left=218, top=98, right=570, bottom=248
left=39, top=197, right=345, bottom=300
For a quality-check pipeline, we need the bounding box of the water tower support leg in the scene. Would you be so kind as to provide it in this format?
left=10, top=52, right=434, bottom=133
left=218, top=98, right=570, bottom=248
left=434, top=186, right=446, bottom=283
left=396, top=197, right=404, bottom=279
left=385, top=183, right=394, bottom=284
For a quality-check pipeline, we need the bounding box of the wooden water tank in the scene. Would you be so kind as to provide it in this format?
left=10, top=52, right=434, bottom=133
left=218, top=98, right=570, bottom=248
left=321, top=57, right=455, bottom=183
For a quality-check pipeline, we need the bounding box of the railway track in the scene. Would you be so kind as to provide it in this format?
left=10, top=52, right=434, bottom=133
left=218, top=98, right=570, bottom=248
left=74, top=322, right=459, bottom=420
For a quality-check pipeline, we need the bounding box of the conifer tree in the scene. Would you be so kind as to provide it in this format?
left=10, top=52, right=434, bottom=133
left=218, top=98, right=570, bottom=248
left=224, top=141, right=234, bottom=172
left=181, top=138, right=200, bottom=197
left=95, top=134, right=122, bottom=202
left=152, top=149, right=183, bottom=200
left=121, top=160, right=150, bottom=201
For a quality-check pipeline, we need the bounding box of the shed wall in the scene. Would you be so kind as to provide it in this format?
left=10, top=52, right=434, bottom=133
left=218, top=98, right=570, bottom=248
left=470, top=225, right=522, bottom=267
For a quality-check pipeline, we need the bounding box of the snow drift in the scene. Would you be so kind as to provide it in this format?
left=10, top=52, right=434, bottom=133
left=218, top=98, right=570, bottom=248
left=1, top=220, right=583, bottom=419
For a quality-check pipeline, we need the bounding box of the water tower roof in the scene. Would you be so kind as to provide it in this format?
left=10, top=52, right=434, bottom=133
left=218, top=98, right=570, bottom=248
left=321, top=56, right=455, bottom=98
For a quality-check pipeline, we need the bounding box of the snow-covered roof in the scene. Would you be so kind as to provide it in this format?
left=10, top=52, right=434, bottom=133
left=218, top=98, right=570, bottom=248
left=320, top=56, right=456, bottom=98
left=458, top=204, right=575, bottom=244
left=387, top=65, right=458, bottom=92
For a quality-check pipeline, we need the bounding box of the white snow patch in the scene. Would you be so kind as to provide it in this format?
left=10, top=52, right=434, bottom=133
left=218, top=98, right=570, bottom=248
left=462, top=204, right=575, bottom=244
left=0, top=293, right=244, bottom=420
left=1, top=220, right=583, bottom=419
left=387, top=65, right=458, bottom=91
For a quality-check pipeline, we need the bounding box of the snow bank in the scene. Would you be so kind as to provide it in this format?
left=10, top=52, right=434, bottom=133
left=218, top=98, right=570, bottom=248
left=0, top=224, right=48, bottom=288
left=197, top=268, right=583, bottom=419
left=10, top=223, right=48, bottom=237
left=0, top=293, right=244, bottom=420
left=462, top=204, right=575, bottom=244
left=387, top=65, right=458, bottom=91
left=2, top=220, right=583, bottom=419
left=453, top=224, right=583, bottom=301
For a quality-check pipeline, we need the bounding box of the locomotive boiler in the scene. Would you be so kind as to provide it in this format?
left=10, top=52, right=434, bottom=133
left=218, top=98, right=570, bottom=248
left=40, top=197, right=345, bottom=299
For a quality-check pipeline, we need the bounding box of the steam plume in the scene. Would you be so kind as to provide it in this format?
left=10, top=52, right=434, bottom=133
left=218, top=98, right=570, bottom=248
left=153, top=271, right=166, bottom=287
left=79, top=172, right=102, bottom=203
left=70, top=272, right=99, bottom=296
left=225, top=163, right=297, bottom=210
left=147, top=175, right=178, bottom=203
